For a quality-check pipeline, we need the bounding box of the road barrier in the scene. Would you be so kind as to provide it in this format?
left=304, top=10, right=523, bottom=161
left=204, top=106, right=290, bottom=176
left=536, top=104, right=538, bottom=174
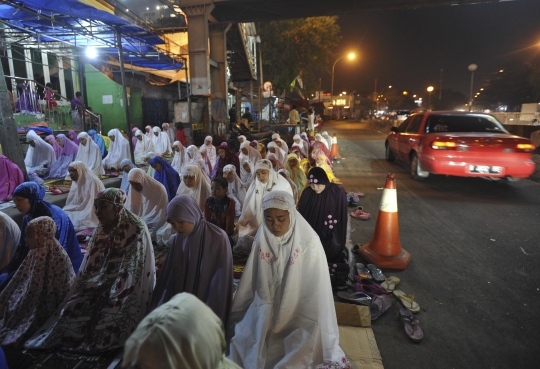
left=360, top=173, right=411, bottom=269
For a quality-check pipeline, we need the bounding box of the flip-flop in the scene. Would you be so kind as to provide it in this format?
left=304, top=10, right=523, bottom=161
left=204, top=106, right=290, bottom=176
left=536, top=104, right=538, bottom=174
left=393, top=290, right=421, bottom=313
left=337, top=291, right=372, bottom=306
left=367, top=264, right=386, bottom=282
left=381, top=276, right=401, bottom=292
left=355, top=263, right=371, bottom=279
left=353, top=283, right=381, bottom=299
left=355, top=277, right=390, bottom=296
left=399, top=308, right=424, bottom=342
left=371, top=294, right=393, bottom=320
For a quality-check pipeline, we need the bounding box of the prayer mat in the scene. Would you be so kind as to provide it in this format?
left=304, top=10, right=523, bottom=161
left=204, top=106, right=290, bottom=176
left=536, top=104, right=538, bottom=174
left=14, top=348, right=122, bottom=369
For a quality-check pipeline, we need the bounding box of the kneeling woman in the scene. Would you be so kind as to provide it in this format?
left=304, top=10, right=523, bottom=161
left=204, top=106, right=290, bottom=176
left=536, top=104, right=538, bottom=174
left=176, top=164, right=211, bottom=211
left=126, top=169, right=168, bottom=241
left=24, top=188, right=156, bottom=352
left=228, top=191, right=349, bottom=368
left=0, top=216, right=75, bottom=347
left=297, top=167, right=349, bottom=287
left=7, top=182, right=83, bottom=280
left=63, top=161, right=105, bottom=232
left=151, top=195, right=233, bottom=326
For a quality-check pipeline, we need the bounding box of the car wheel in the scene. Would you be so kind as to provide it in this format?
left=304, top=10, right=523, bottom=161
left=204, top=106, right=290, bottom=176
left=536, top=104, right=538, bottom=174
left=385, top=142, right=395, bottom=162
left=410, top=152, right=429, bottom=181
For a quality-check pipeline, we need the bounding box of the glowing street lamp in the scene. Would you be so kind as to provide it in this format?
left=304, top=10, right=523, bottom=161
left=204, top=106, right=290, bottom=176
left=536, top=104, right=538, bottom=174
left=331, top=52, right=356, bottom=97
left=468, top=63, right=478, bottom=111
left=427, top=86, right=434, bottom=110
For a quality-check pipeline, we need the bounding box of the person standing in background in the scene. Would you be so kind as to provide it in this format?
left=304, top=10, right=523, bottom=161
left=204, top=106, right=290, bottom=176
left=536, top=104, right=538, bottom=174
left=241, top=107, right=254, bottom=124
left=176, top=123, right=191, bottom=147
left=289, top=104, right=300, bottom=125
left=307, top=108, right=315, bottom=136
left=70, top=92, right=83, bottom=130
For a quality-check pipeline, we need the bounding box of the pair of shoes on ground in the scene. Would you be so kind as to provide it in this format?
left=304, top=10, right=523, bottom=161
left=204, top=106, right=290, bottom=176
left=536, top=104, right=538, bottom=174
left=346, top=192, right=364, bottom=206
left=355, top=263, right=385, bottom=282
left=350, top=207, right=370, bottom=220
left=351, top=278, right=393, bottom=320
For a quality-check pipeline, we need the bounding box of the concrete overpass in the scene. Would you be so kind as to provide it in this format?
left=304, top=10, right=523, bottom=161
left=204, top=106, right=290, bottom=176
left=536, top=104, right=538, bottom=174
left=207, top=0, right=515, bottom=22
left=179, top=0, right=514, bottom=102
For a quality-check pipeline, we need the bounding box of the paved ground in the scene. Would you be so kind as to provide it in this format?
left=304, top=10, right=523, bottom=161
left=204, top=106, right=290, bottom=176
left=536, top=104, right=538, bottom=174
left=328, top=119, right=540, bottom=369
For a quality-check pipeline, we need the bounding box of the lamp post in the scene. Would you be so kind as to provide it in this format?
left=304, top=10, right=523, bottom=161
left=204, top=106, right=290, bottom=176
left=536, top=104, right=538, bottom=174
left=331, top=52, right=355, bottom=97
left=468, top=64, right=477, bottom=112
left=427, top=86, right=434, bottom=110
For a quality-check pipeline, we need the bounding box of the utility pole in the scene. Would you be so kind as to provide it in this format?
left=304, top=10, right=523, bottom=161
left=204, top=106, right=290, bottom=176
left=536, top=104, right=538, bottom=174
left=439, top=68, right=443, bottom=100
left=0, top=61, right=27, bottom=179
left=116, top=29, right=135, bottom=163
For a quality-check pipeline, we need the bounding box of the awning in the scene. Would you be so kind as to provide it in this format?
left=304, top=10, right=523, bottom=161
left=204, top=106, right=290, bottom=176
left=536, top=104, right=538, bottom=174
left=0, top=0, right=183, bottom=71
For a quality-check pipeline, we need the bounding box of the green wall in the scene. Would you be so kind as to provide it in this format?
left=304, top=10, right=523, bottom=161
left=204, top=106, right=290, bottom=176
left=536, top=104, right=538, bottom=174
left=85, top=64, right=142, bottom=134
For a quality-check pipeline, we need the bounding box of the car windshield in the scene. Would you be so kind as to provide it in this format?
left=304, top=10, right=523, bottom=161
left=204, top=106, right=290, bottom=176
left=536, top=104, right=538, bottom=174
left=425, top=115, right=509, bottom=134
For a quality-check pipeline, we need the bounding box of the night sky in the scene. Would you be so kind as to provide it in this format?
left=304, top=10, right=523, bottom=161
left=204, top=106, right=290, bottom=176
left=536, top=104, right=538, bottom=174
left=329, top=0, right=540, bottom=100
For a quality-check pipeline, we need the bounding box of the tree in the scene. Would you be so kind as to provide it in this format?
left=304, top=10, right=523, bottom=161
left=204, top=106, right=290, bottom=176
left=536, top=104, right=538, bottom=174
left=476, top=62, right=540, bottom=111
left=259, top=17, right=341, bottom=95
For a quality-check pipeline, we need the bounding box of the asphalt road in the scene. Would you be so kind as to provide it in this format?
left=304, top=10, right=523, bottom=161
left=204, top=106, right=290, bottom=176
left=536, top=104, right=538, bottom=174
left=327, top=119, right=540, bottom=369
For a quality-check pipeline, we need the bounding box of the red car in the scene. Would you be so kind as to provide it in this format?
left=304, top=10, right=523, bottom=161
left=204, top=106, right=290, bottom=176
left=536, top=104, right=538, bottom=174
left=385, top=111, right=536, bottom=181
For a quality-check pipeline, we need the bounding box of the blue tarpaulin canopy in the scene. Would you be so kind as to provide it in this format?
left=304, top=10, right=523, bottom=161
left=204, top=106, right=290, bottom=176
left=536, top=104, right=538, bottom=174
left=0, top=0, right=183, bottom=70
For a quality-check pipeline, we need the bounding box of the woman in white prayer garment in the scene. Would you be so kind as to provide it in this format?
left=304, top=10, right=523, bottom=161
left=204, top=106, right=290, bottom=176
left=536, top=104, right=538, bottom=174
left=102, top=128, right=131, bottom=170
left=134, top=129, right=155, bottom=164
left=24, top=130, right=56, bottom=176
left=152, top=127, right=172, bottom=156
left=228, top=191, right=350, bottom=369
left=63, top=161, right=105, bottom=231
left=235, top=159, right=292, bottom=251
left=126, top=168, right=168, bottom=241
left=75, top=132, right=105, bottom=176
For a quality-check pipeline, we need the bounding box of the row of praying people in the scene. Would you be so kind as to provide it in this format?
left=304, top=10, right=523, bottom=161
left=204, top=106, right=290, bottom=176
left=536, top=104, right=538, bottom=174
left=0, top=161, right=351, bottom=367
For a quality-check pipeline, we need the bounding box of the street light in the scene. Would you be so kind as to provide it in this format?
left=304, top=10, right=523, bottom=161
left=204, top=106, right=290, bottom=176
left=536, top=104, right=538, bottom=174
left=331, top=52, right=356, bottom=97
left=427, top=86, right=434, bottom=110
left=468, top=63, right=478, bottom=112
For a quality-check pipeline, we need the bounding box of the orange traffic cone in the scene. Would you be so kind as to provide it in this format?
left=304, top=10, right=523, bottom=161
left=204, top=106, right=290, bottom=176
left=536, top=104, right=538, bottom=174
left=330, top=133, right=341, bottom=160
left=359, top=173, right=411, bottom=269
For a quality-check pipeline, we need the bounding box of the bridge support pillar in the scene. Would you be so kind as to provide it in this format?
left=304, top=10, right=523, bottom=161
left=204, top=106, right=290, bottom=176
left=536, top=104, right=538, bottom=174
left=210, top=22, right=232, bottom=101
left=182, top=1, right=214, bottom=95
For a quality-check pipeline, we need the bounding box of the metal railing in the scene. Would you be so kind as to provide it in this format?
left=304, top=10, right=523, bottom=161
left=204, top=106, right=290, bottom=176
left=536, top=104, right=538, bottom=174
left=491, top=112, right=540, bottom=126
left=4, top=75, right=102, bottom=133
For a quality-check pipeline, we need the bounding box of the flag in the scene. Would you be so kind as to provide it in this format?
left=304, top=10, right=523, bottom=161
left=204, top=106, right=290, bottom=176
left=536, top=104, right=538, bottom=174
left=289, top=71, right=304, bottom=92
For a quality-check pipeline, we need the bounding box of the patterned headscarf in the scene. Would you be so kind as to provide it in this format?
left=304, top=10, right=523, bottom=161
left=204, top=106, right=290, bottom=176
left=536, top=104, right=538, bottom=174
left=95, top=187, right=126, bottom=217
left=0, top=216, right=75, bottom=346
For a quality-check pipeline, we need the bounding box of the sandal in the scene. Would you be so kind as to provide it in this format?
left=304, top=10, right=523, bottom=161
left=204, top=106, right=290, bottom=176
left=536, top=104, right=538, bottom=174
left=393, top=290, right=421, bottom=313
left=367, top=264, right=386, bottom=282
left=355, top=263, right=371, bottom=279
left=353, top=283, right=381, bottom=299
left=399, top=308, right=424, bottom=342
left=381, top=276, right=400, bottom=292
left=337, top=291, right=372, bottom=306
left=354, top=277, right=390, bottom=295
left=350, top=209, right=370, bottom=220
left=371, top=294, right=393, bottom=320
